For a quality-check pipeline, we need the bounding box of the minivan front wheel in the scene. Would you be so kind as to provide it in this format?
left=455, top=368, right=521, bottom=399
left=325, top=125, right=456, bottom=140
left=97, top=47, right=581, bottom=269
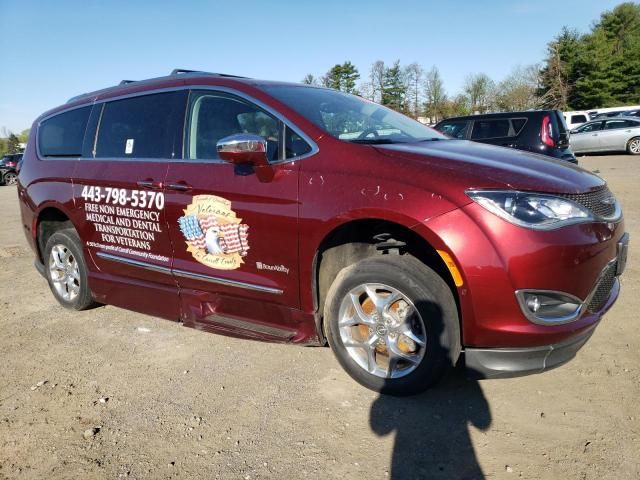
left=324, top=255, right=460, bottom=396
left=627, top=137, right=640, bottom=155
left=44, top=229, right=96, bottom=310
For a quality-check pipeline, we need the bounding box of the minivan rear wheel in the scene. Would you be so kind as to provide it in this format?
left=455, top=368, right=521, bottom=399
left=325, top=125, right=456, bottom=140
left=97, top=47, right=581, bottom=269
left=627, top=137, right=640, bottom=155
left=44, top=229, right=96, bottom=310
left=324, top=255, right=460, bottom=396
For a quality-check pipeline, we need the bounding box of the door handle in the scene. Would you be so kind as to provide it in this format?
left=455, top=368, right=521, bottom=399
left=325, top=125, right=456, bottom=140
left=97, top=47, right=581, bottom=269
left=137, top=179, right=163, bottom=189
left=166, top=182, right=192, bottom=192
left=591, top=133, right=598, bottom=136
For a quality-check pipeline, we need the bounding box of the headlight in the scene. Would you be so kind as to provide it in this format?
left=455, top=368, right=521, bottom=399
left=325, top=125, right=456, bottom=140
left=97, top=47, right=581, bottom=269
left=466, top=190, right=593, bottom=230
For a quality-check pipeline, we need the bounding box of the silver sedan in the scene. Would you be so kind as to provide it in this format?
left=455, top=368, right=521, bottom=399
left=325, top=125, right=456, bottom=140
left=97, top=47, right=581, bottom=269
left=570, top=117, right=640, bottom=155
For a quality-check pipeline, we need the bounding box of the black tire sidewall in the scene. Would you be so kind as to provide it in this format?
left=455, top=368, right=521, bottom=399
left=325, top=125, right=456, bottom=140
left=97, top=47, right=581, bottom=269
left=44, top=229, right=94, bottom=310
left=324, top=255, right=460, bottom=396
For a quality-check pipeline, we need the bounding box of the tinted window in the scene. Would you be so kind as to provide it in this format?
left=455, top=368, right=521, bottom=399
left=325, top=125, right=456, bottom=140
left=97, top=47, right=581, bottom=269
left=95, top=92, right=185, bottom=159
left=187, top=92, right=281, bottom=162
left=436, top=120, right=469, bottom=139
left=511, top=118, right=527, bottom=135
left=471, top=119, right=510, bottom=139
left=576, top=122, right=602, bottom=133
left=571, top=115, right=587, bottom=124
left=285, top=127, right=312, bottom=158
left=39, top=106, right=91, bottom=157
left=604, top=119, right=637, bottom=130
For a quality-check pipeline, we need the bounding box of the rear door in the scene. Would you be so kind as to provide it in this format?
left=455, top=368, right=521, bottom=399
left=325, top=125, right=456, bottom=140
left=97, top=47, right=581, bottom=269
left=600, top=119, right=640, bottom=151
left=71, top=91, right=187, bottom=319
left=163, top=89, right=307, bottom=338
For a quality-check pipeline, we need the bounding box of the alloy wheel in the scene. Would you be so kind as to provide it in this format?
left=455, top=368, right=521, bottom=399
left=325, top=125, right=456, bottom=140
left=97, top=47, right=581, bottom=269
left=629, top=139, right=640, bottom=154
left=4, top=173, right=17, bottom=185
left=338, top=283, right=427, bottom=379
left=49, top=244, right=80, bottom=302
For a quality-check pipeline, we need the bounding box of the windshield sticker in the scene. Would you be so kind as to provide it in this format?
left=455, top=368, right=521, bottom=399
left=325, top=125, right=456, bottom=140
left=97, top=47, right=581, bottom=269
left=178, top=195, right=250, bottom=270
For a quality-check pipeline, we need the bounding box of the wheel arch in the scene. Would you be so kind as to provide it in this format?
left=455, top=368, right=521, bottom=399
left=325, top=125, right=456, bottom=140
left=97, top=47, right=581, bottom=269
left=35, top=204, right=75, bottom=263
left=312, top=218, right=461, bottom=342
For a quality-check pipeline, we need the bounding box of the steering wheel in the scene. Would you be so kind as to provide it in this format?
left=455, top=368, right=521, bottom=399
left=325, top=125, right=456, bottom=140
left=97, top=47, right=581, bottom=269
left=357, top=127, right=380, bottom=140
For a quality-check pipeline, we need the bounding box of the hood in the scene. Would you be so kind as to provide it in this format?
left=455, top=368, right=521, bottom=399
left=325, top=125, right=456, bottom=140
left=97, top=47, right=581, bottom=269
left=375, top=140, right=604, bottom=195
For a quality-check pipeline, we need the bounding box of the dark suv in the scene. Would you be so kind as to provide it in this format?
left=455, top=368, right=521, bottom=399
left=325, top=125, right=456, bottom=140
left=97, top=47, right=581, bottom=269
left=0, top=153, right=22, bottom=185
left=434, top=110, right=577, bottom=163
left=16, top=70, right=627, bottom=396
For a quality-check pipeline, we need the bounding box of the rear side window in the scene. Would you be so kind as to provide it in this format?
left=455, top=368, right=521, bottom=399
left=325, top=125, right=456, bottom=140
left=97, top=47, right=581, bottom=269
left=571, top=115, right=587, bottom=124
left=511, top=118, right=528, bottom=135
left=39, top=106, right=91, bottom=157
left=436, top=120, right=469, bottom=139
left=605, top=119, right=639, bottom=129
left=95, top=91, right=186, bottom=159
left=471, top=119, right=510, bottom=139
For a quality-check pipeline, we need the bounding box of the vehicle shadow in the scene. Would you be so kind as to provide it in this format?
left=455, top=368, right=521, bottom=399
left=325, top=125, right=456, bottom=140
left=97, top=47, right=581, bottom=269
left=369, top=299, right=491, bottom=479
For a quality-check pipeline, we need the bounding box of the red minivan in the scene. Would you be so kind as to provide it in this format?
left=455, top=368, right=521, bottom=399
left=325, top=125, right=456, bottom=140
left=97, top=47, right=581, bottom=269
left=17, top=70, right=628, bottom=395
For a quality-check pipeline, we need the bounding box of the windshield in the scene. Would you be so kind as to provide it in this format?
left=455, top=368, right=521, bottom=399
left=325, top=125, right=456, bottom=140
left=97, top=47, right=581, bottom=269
left=262, top=85, right=446, bottom=144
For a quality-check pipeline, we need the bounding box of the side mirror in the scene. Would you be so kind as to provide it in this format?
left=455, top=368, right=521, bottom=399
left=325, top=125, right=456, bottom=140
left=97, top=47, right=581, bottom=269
left=216, top=133, right=274, bottom=182
left=216, top=134, right=269, bottom=167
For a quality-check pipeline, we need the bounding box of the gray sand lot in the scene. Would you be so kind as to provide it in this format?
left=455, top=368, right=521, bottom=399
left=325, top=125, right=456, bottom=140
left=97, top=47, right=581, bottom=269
left=0, top=155, right=638, bottom=479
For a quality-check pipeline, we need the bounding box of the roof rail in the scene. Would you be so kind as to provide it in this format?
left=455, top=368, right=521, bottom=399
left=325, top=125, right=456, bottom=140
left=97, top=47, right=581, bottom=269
left=171, top=68, right=248, bottom=79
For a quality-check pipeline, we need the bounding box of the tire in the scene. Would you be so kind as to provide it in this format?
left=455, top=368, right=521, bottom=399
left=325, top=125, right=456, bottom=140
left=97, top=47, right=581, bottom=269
left=627, top=137, right=640, bottom=155
left=3, top=172, right=17, bottom=185
left=324, top=255, right=460, bottom=396
left=44, top=228, right=96, bottom=310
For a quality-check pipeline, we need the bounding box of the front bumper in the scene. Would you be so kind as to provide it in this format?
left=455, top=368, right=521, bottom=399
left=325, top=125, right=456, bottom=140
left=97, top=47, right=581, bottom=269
left=464, top=277, right=620, bottom=378
left=465, top=326, right=595, bottom=378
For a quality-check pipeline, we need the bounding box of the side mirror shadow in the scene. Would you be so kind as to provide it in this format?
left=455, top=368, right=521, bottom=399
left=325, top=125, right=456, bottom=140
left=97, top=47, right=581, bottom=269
left=216, top=134, right=274, bottom=182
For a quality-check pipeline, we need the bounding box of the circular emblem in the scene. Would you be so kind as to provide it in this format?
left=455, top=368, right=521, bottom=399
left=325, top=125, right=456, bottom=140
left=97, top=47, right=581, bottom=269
left=375, top=323, right=389, bottom=336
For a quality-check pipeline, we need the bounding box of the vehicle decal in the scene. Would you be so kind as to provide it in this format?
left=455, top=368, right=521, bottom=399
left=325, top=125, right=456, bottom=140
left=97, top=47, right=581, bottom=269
left=178, top=195, right=250, bottom=270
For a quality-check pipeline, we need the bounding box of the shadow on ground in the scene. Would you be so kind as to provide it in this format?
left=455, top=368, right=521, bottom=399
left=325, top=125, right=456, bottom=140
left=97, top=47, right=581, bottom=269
left=370, top=365, right=490, bottom=479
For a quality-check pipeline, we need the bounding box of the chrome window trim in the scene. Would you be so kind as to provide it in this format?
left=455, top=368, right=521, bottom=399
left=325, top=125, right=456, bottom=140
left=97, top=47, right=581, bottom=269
left=35, top=85, right=319, bottom=165
left=515, top=258, right=618, bottom=325
left=96, top=251, right=283, bottom=295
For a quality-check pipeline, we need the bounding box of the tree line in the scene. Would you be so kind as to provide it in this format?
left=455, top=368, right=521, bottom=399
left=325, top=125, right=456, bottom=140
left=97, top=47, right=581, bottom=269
left=0, top=128, right=29, bottom=156
left=303, top=2, right=640, bottom=122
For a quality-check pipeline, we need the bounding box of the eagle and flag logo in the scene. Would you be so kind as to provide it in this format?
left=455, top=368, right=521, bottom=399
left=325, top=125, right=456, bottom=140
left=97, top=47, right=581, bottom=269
left=178, top=195, right=250, bottom=270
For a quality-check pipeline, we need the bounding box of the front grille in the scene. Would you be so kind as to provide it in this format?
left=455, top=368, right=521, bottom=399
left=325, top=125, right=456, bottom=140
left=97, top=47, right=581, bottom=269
left=587, top=262, right=617, bottom=313
left=562, top=187, right=617, bottom=219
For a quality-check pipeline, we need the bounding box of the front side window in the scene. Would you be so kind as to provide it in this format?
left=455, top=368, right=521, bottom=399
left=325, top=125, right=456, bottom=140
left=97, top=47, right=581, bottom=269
left=39, top=106, right=91, bottom=158
left=262, top=85, right=445, bottom=144
left=576, top=122, right=602, bottom=133
left=471, top=119, right=510, bottom=140
left=187, top=92, right=281, bottom=161
left=95, top=91, right=186, bottom=159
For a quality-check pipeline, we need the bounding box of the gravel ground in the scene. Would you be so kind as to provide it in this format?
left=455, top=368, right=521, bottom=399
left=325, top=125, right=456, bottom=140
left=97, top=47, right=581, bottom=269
left=0, top=154, right=638, bottom=480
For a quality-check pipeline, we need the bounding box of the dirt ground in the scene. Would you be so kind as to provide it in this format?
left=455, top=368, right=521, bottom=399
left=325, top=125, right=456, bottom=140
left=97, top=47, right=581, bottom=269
left=0, top=155, right=638, bottom=480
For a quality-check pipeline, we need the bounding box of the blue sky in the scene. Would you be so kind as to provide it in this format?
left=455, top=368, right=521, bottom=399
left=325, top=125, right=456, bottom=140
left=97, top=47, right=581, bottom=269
left=0, top=0, right=625, bottom=133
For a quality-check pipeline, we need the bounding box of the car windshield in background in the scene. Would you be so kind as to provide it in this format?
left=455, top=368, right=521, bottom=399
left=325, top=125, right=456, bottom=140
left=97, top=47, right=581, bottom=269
left=263, top=85, right=446, bottom=144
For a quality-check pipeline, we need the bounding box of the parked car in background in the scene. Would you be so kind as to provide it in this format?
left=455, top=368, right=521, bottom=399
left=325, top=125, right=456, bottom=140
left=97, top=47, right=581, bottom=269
left=0, top=153, right=22, bottom=185
left=570, top=117, right=640, bottom=155
left=434, top=110, right=577, bottom=163
left=592, top=111, right=626, bottom=120
left=563, top=111, right=590, bottom=130
left=615, top=109, right=640, bottom=118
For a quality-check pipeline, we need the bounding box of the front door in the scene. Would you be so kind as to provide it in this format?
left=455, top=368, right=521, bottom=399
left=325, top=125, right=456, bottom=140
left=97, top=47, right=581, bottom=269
left=164, top=90, right=305, bottom=339
left=72, top=91, right=187, bottom=319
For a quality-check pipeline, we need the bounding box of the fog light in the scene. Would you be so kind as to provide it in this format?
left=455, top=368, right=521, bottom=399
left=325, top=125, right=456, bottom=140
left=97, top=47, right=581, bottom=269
left=516, top=290, right=584, bottom=325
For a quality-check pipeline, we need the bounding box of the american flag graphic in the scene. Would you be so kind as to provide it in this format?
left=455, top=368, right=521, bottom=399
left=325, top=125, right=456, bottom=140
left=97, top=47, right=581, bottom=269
left=178, top=214, right=249, bottom=256
left=178, top=215, right=207, bottom=249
